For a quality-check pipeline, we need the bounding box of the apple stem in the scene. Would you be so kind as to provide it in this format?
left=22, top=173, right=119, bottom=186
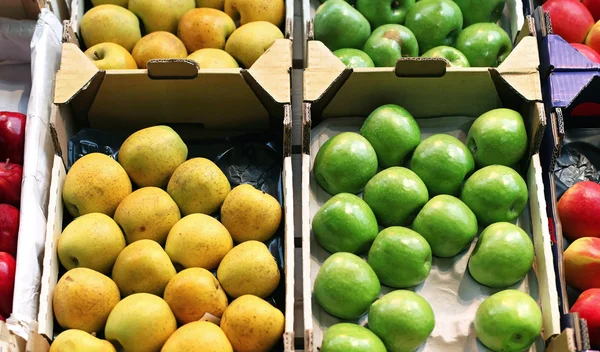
left=3, top=159, right=8, bottom=169
left=94, top=51, right=101, bottom=60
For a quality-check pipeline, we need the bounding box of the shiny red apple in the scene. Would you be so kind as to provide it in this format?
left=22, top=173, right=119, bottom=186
left=558, top=181, right=600, bottom=241
left=571, top=288, right=600, bottom=348
left=558, top=181, right=600, bottom=240
left=544, top=0, right=595, bottom=43
left=571, top=43, right=600, bottom=63
left=583, top=0, right=600, bottom=21
left=0, top=252, right=16, bottom=318
left=0, top=112, right=26, bottom=166
left=0, top=205, right=18, bottom=258
left=0, top=161, right=22, bottom=207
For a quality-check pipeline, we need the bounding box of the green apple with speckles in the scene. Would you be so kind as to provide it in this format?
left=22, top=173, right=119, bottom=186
left=405, top=0, right=463, bottom=54
left=313, top=132, right=378, bottom=195
left=410, top=134, right=474, bottom=197
left=367, top=227, right=432, bottom=288
left=460, top=165, right=528, bottom=225
left=363, top=167, right=429, bottom=227
left=468, top=222, right=534, bottom=288
left=368, top=290, right=435, bottom=352
left=312, top=193, right=379, bottom=254
left=360, top=104, right=421, bottom=168
left=314, top=252, right=380, bottom=319
left=333, top=48, right=375, bottom=68
left=455, top=23, right=513, bottom=67
left=452, top=0, right=506, bottom=26
left=363, top=24, right=419, bottom=67
left=356, top=0, right=416, bottom=28
left=314, top=0, right=371, bottom=51
left=421, top=45, right=470, bottom=67
left=475, top=290, right=542, bottom=352
left=466, top=108, right=528, bottom=168
left=321, top=323, right=387, bottom=352
left=412, top=195, right=478, bottom=258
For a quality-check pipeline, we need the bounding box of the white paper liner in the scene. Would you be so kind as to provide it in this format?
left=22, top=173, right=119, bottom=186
left=308, top=117, right=545, bottom=352
left=0, top=9, right=62, bottom=340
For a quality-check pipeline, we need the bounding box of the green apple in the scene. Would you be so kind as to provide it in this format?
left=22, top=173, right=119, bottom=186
left=313, top=132, right=378, bottom=195
left=356, top=0, right=416, bottom=28
left=466, top=108, right=528, bottom=168
left=360, top=104, right=421, bottom=168
left=312, top=193, right=379, bottom=254
left=421, top=45, right=470, bottom=67
left=314, top=0, right=372, bottom=52
left=455, top=23, right=513, bottom=67
left=363, top=24, right=419, bottom=67
left=368, top=290, right=435, bottom=352
left=405, top=0, right=463, bottom=54
left=412, top=195, right=477, bottom=258
left=460, top=165, right=528, bottom=225
left=321, top=323, right=387, bottom=352
left=469, top=222, right=534, bottom=288
left=410, top=134, right=474, bottom=196
left=333, top=48, right=375, bottom=68
left=452, top=0, right=506, bottom=27
left=367, top=227, right=432, bottom=288
left=363, top=167, right=429, bottom=227
left=321, top=0, right=356, bottom=4
left=314, top=252, right=381, bottom=319
left=475, top=290, right=542, bottom=352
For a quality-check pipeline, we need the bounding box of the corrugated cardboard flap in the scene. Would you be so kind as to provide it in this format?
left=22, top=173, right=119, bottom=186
left=53, top=39, right=294, bottom=133
left=247, top=39, right=292, bottom=104
left=496, top=36, right=542, bottom=102
left=303, top=41, right=346, bottom=103
left=54, top=42, right=102, bottom=105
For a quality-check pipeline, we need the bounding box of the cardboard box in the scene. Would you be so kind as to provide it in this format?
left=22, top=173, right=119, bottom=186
left=300, top=42, right=568, bottom=351
left=534, top=6, right=600, bottom=80
left=538, top=66, right=600, bottom=350
left=0, top=0, right=69, bottom=21
left=303, top=0, right=534, bottom=71
left=62, top=0, right=294, bottom=68
left=37, top=35, right=295, bottom=351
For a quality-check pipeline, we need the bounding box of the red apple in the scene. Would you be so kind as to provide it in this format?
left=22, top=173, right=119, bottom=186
left=571, top=43, right=600, bottom=63
left=544, top=0, right=595, bottom=43
left=0, top=252, right=16, bottom=318
left=557, top=181, right=600, bottom=240
left=564, top=237, right=600, bottom=290
left=570, top=288, right=600, bottom=348
left=0, top=161, right=22, bottom=207
left=0, top=205, right=18, bottom=258
left=583, top=0, right=600, bottom=21
left=0, top=112, right=26, bottom=166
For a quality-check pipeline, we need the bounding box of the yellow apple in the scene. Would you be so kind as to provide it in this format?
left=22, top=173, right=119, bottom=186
left=187, top=49, right=239, bottom=68
left=196, top=0, right=224, bottom=9
left=132, top=31, right=188, bottom=69
left=91, top=0, right=128, bottom=7
left=177, top=8, right=236, bottom=53
left=225, top=0, right=285, bottom=27
left=128, top=0, right=195, bottom=34
left=84, top=43, right=137, bottom=70
left=225, top=21, right=283, bottom=68
left=80, top=5, right=142, bottom=52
